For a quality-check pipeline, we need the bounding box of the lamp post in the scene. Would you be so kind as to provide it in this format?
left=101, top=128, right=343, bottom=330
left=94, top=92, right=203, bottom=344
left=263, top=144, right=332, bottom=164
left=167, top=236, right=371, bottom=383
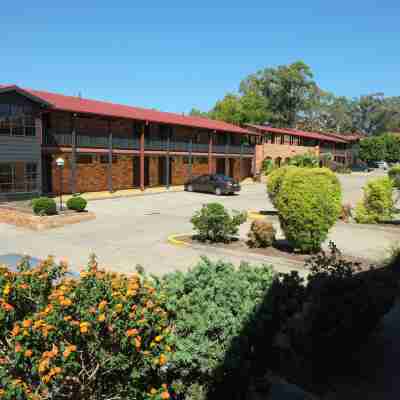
left=56, top=157, right=65, bottom=211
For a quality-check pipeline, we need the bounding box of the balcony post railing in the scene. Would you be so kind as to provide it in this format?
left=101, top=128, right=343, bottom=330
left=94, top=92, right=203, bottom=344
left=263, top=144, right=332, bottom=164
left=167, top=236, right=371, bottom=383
left=166, top=127, right=171, bottom=189
left=108, top=120, right=113, bottom=193
left=225, top=133, right=230, bottom=176
left=70, top=114, right=77, bottom=194
left=140, top=123, right=145, bottom=191
left=208, top=132, right=213, bottom=174
left=189, top=134, right=193, bottom=181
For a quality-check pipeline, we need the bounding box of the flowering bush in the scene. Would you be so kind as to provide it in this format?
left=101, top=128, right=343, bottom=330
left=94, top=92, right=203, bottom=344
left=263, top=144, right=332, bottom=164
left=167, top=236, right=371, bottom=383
left=0, top=256, right=174, bottom=400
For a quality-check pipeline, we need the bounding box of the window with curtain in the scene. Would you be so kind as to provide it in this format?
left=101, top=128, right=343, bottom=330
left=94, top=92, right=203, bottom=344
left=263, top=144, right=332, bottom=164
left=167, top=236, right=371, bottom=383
left=0, top=104, right=36, bottom=137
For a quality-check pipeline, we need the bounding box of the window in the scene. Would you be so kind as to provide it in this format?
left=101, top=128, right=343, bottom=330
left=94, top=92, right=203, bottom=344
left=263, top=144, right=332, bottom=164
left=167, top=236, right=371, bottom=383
left=0, top=164, right=13, bottom=193
left=25, top=163, right=38, bottom=192
left=0, top=103, right=35, bottom=137
left=195, top=157, right=208, bottom=165
left=99, top=155, right=117, bottom=164
left=0, top=162, right=38, bottom=193
left=77, top=154, right=93, bottom=164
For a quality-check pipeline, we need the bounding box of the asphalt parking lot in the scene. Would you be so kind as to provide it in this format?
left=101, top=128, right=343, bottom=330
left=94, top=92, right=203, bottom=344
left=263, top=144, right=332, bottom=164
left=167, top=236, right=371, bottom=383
left=0, top=171, right=397, bottom=275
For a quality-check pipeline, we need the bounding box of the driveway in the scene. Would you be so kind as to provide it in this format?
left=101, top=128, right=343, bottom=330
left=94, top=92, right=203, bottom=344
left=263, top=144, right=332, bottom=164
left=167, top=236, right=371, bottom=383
left=0, top=171, right=397, bottom=275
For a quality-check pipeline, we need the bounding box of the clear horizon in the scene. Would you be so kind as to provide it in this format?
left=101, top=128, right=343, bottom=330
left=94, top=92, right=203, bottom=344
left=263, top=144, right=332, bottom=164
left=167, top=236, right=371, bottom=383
left=2, top=1, right=399, bottom=114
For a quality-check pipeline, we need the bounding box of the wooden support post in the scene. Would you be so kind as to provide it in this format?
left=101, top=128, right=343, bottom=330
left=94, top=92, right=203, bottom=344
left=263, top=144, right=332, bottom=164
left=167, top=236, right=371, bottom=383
left=188, top=134, right=193, bottom=181
left=208, top=132, right=213, bottom=174
left=140, top=123, right=145, bottom=191
left=108, top=120, right=113, bottom=193
left=225, top=133, right=230, bottom=176
left=70, top=114, right=77, bottom=194
left=166, top=127, right=171, bottom=189
left=239, top=142, right=243, bottom=181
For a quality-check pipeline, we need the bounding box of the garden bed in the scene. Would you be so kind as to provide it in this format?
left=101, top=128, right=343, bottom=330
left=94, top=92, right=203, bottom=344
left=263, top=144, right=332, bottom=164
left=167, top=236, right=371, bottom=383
left=179, top=235, right=373, bottom=270
left=0, top=204, right=95, bottom=230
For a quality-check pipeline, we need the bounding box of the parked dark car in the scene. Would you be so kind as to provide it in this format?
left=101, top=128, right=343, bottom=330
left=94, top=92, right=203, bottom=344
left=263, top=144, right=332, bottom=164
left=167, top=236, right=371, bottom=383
left=184, top=174, right=241, bottom=195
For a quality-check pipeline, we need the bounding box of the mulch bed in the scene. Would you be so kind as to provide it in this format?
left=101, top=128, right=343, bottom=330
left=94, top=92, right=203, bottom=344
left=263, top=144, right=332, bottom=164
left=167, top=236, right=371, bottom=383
left=180, top=235, right=374, bottom=270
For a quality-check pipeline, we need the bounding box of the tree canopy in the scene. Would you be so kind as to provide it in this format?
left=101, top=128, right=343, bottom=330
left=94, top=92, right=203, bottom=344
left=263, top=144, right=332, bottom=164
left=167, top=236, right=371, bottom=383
left=192, top=61, right=400, bottom=136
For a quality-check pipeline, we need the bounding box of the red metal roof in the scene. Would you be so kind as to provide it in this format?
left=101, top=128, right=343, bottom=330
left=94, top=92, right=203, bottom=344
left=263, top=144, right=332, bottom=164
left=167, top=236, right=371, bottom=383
left=245, top=124, right=349, bottom=144
left=0, top=84, right=251, bottom=135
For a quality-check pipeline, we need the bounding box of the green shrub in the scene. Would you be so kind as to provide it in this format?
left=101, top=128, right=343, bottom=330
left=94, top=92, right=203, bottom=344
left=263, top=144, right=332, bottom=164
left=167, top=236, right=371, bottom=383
left=162, top=258, right=275, bottom=398
left=66, top=196, right=87, bottom=212
left=190, top=203, right=247, bottom=243
left=0, top=256, right=174, bottom=400
left=261, top=158, right=274, bottom=175
left=355, top=177, right=394, bottom=224
left=266, top=166, right=297, bottom=206
left=32, top=197, right=57, bottom=216
left=388, top=165, right=400, bottom=189
left=247, top=219, right=276, bottom=248
left=289, top=152, right=319, bottom=168
left=275, top=168, right=342, bottom=253
left=263, top=243, right=397, bottom=380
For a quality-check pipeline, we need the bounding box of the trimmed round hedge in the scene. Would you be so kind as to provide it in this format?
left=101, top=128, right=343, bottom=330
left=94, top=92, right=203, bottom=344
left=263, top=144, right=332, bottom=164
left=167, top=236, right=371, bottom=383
left=32, top=197, right=57, bottom=216
left=275, top=167, right=342, bottom=253
left=67, top=196, right=87, bottom=212
left=266, top=166, right=298, bottom=206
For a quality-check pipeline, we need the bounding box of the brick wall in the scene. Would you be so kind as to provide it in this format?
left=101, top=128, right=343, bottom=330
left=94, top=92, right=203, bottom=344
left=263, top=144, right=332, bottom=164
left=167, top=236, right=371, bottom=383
left=254, top=143, right=319, bottom=173
left=51, top=153, right=134, bottom=194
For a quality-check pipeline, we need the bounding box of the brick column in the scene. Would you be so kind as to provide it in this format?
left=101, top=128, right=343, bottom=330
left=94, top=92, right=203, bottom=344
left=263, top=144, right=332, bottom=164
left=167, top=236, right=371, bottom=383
left=70, top=114, right=77, bottom=194
left=108, top=120, right=113, bottom=193
left=208, top=132, right=213, bottom=174
left=140, top=124, right=145, bottom=191
left=35, top=116, right=43, bottom=195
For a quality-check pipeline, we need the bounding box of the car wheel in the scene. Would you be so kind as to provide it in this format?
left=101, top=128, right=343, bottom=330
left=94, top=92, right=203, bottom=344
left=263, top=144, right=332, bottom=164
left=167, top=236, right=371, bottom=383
left=215, top=187, right=222, bottom=196
left=187, top=185, right=193, bottom=192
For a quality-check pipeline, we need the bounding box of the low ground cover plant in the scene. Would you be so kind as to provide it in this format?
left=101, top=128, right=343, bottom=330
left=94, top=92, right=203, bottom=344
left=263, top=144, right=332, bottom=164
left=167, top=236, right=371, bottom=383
left=66, top=196, right=87, bottom=212
left=190, top=203, right=247, bottom=243
left=32, top=197, right=57, bottom=216
left=247, top=219, right=276, bottom=248
left=0, top=256, right=174, bottom=400
left=355, top=177, right=394, bottom=224
left=273, top=167, right=342, bottom=253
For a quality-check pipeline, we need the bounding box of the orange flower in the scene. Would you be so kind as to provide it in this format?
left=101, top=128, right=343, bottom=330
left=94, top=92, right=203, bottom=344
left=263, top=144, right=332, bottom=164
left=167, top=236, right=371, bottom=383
left=63, top=345, right=77, bottom=359
left=159, top=354, right=167, bottom=366
left=97, top=313, right=106, bottom=322
left=134, top=337, right=141, bottom=349
left=114, top=303, right=123, bottom=313
left=98, top=300, right=107, bottom=311
left=33, top=319, right=45, bottom=329
left=22, top=319, right=33, bottom=328
left=15, top=343, right=22, bottom=353
left=60, top=298, right=72, bottom=307
left=38, top=358, right=50, bottom=373
left=79, top=322, right=91, bottom=334
left=3, top=284, right=11, bottom=296
left=18, top=283, right=29, bottom=290
left=2, top=302, right=14, bottom=312
left=11, top=324, right=20, bottom=337
left=126, top=328, right=138, bottom=337
left=24, top=349, right=33, bottom=357
left=161, top=392, right=170, bottom=399
left=63, top=316, right=72, bottom=322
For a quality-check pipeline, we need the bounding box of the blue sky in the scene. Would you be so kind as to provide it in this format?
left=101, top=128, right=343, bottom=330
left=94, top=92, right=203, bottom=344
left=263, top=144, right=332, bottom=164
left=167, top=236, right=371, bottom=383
left=1, top=1, right=399, bottom=113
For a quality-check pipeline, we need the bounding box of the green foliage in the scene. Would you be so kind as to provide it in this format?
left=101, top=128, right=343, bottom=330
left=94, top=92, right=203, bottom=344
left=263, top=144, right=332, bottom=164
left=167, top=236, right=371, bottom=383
left=240, top=61, right=317, bottom=127
left=274, top=168, right=342, bottom=253
left=190, top=203, right=247, bottom=243
left=0, top=257, right=174, bottom=400
left=32, top=197, right=57, bottom=216
left=359, top=134, right=400, bottom=163
left=355, top=177, right=394, bottom=224
left=266, top=166, right=297, bottom=206
left=162, top=258, right=275, bottom=397
left=388, top=165, right=400, bottom=189
left=288, top=152, right=319, bottom=168
left=261, top=158, right=274, bottom=175
left=66, top=196, right=87, bottom=212
left=247, top=219, right=276, bottom=248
